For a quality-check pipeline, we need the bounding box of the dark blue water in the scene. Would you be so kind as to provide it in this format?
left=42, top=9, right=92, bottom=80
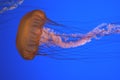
left=0, top=0, right=120, bottom=80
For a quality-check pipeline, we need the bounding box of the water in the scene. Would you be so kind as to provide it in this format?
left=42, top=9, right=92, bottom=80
left=0, top=0, right=120, bottom=80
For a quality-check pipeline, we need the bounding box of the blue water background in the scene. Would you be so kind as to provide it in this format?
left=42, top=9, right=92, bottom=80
left=0, top=0, right=120, bottom=80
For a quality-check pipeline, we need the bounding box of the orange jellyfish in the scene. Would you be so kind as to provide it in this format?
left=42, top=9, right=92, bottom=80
left=16, top=10, right=120, bottom=60
left=16, top=10, right=47, bottom=60
left=16, top=10, right=64, bottom=60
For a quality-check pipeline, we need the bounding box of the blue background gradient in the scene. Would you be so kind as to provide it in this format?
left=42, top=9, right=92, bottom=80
left=0, top=0, right=120, bottom=80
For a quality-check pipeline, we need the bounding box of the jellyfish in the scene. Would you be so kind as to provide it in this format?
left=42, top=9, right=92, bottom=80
left=0, top=0, right=24, bottom=14
left=16, top=10, right=120, bottom=60
left=16, top=10, right=66, bottom=60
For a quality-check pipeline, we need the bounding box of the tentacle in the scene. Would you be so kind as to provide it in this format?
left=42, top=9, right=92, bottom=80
left=40, top=23, right=120, bottom=48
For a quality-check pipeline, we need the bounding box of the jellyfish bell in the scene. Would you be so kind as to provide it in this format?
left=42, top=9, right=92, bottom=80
left=16, top=10, right=47, bottom=60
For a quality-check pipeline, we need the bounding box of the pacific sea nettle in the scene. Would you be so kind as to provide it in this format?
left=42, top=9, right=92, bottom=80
left=16, top=10, right=120, bottom=60
left=16, top=10, right=46, bottom=60
left=16, top=10, right=64, bottom=60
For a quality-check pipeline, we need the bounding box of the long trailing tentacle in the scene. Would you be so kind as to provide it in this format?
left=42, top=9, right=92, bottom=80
left=37, top=22, right=120, bottom=60
left=40, top=23, right=120, bottom=48
left=0, top=0, right=24, bottom=14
